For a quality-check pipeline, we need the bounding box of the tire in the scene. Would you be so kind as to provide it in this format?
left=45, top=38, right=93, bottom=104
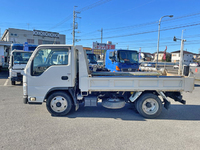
left=136, top=93, right=162, bottom=119
left=46, top=91, right=72, bottom=116
left=11, top=81, right=15, bottom=85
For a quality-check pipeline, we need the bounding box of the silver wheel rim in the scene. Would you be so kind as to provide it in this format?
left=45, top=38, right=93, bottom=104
left=142, top=98, right=159, bottom=115
left=50, top=96, right=68, bottom=113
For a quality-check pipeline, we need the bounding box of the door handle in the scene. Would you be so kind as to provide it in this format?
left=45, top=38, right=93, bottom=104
left=61, top=76, right=68, bottom=80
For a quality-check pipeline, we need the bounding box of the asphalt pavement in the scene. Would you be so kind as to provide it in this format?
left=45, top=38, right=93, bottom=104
left=0, top=69, right=200, bottom=150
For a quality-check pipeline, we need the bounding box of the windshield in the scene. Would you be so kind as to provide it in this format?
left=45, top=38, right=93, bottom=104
left=12, top=46, right=23, bottom=50
left=11, top=45, right=37, bottom=51
left=87, top=54, right=97, bottom=64
left=118, top=50, right=138, bottom=64
left=29, top=46, right=37, bottom=51
left=13, top=52, right=32, bottom=64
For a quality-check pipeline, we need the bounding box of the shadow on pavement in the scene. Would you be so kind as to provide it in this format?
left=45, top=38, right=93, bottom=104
left=55, top=104, right=145, bottom=121
left=53, top=103, right=200, bottom=121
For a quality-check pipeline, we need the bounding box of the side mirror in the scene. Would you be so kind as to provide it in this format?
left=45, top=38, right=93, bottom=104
left=111, top=58, right=115, bottom=63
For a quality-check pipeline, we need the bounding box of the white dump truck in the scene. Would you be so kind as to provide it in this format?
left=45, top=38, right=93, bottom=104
left=23, top=45, right=195, bottom=118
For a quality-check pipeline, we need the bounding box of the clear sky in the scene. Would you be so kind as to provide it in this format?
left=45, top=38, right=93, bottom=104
left=0, top=0, right=200, bottom=54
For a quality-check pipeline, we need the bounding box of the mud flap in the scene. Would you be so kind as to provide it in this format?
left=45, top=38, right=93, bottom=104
left=157, top=91, right=171, bottom=110
left=163, top=98, right=171, bottom=109
left=165, top=92, right=186, bottom=105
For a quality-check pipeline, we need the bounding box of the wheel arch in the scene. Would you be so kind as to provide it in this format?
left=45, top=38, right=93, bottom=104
left=137, top=90, right=159, bottom=100
left=44, top=87, right=76, bottom=105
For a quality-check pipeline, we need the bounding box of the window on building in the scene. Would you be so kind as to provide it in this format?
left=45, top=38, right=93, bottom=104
left=172, top=54, right=176, bottom=56
left=27, top=39, right=34, bottom=44
left=38, top=40, right=60, bottom=45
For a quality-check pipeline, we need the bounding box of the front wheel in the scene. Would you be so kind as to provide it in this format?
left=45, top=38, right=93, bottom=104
left=46, top=92, right=72, bottom=116
left=11, top=81, right=15, bottom=85
left=136, top=93, right=162, bottom=119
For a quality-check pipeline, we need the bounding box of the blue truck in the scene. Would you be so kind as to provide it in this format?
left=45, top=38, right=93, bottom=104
left=105, top=49, right=139, bottom=72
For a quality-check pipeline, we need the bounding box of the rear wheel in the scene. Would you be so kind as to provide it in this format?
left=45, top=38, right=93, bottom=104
left=46, top=92, right=72, bottom=116
left=136, top=93, right=162, bottom=118
left=11, top=81, right=15, bottom=85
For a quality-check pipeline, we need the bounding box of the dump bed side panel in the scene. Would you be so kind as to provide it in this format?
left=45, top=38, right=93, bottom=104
left=84, top=76, right=187, bottom=92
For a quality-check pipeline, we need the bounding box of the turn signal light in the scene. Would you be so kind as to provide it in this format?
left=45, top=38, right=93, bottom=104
left=116, top=66, right=120, bottom=71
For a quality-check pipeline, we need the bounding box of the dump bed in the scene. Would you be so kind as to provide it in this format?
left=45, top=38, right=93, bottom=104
left=77, top=46, right=195, bottom=93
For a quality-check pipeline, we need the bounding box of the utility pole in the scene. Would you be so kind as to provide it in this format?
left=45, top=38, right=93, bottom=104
left=178, top=29, right=186, bottom=75
left=173, top=29, right=186, bottom=75
left=98, top=28, right=103, bottom=55
left=101, top=28, right=103, bottom=43
left=101, top=28, right=103, bottom=55
left=72, top=7, right=76, bottom=46
left=72, top=6, right=80, bottom=46
left=27, top=23, right=29, bottom=30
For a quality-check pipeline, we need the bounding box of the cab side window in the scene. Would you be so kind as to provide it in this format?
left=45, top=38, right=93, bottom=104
left=31, top=48, right=69, bottom=76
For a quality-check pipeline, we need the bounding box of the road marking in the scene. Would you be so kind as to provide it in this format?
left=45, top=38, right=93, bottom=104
left=4, top=79, right=9, bottom=86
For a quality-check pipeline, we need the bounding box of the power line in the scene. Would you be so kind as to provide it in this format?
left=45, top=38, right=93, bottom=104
left=49, top=0, right=112, bottom=30
left=105, top=12, right=200, bottom=31
left=79, top=11, right=200, bottom=37
left=80, top=22, right=200, bottom=40
left=77, top=0, right=112, bottom=12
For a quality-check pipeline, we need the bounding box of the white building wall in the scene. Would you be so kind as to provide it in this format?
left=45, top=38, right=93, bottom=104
left=171, top=52, right=193, bottom=65
left=183, top=54, right=193, bottom=65
left=1, top=28, right=65, bottom=45
left=171, top=53, right=180, bottom=62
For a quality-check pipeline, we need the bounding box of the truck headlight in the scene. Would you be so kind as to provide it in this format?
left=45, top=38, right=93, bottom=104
left=23, top=82, right=27, bottom=95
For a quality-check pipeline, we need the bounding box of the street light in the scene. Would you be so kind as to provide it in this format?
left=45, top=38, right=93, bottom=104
left=156, top=15, right=173, bottom=69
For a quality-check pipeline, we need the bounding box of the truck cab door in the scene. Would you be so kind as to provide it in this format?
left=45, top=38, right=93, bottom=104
left=27, top=46, right=73, bottom=103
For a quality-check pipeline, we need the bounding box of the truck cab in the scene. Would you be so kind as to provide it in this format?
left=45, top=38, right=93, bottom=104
left=105, top=49, right=139, bottom=72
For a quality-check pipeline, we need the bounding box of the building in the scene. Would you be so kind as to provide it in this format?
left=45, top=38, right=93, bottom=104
left=92, top=41, right=115, bottom=55
left=0, top=41, right=12, bottom=68
left=1, top=28, right=66, bottom=45
left=83, top=47, right=92, bottom=53
left=171, top=50, right=194, bottom=65
left=153, top=51, right=171, bottom=62
left=140, top=52, right=154, bottom=61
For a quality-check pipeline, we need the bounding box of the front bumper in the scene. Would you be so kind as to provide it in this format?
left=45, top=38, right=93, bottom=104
left=11, top=73, right=23, bottom=82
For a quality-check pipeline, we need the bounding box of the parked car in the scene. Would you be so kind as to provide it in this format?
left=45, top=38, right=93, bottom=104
left=173, top=64, right=179, bottom=69
left=97, top=60, right=104, bottom=66
left=144, top=62, right=155, bottom=67
left=189, top=62, right=199, bottom=67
